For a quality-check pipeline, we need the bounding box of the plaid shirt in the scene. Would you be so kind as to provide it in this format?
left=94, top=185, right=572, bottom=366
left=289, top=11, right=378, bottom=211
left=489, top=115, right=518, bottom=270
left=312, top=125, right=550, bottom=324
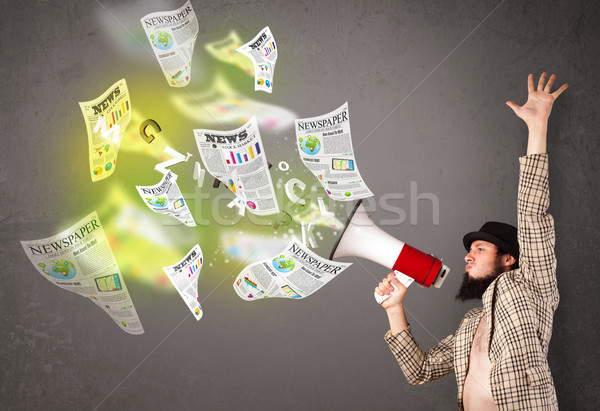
left=385, top=154, right=559, bottom=410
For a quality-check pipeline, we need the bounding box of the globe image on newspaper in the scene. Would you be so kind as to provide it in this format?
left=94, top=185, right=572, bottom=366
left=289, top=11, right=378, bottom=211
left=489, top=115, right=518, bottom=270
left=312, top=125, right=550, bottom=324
left=272, top=255, right=296, bottom=273
left=38, top=259, right=77, bottom=280
left=149, top=30, right=173, bottom=50
left=146, top=197, right=168, bottom=208
left=298, top=136, right=321, bottom=155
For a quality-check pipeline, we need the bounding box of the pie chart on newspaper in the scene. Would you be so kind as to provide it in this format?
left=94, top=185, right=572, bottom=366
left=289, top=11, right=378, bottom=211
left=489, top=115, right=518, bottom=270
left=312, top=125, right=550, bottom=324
left=228, top=179, right=236, bottom=193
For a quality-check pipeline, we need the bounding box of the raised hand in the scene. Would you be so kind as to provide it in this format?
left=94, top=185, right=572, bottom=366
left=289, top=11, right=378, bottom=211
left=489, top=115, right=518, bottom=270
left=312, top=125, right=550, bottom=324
left=506, top=72, right=568, bottom=155
left=506, top=72, right=568, bottom=127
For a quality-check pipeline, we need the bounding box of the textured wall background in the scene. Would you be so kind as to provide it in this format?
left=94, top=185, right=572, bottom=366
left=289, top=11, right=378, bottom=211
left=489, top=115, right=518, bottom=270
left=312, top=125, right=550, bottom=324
left=1, top=0, right=599, bottom=410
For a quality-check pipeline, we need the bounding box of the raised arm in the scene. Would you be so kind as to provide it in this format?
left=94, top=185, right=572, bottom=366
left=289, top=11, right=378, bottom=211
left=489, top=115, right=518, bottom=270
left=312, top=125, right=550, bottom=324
left=507, top=73, right=567, bottom=303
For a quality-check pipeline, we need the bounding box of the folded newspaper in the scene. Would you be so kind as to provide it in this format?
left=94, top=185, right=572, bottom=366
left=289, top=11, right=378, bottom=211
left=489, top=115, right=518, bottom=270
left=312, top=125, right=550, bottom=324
left=20, top=212, right=144, bottom=335
left=237, top=26, right=278, bottom=93
left=136, top=170, right=196, bottom=227
left=162, top=244, right=204, bottom=320
left=295, top=102, right=374, bottom=201
left=79, top=79, right=131, bottom=182
left=194, top=116, right=279, bottom=216
left=233, top=240, right=351, bottom=300
left=140, top=0, right=199, bottom=87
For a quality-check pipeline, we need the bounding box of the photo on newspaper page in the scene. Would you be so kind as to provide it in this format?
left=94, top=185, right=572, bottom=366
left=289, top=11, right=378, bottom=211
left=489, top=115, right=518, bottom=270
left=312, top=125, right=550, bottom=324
left=79, top=78, right=131, bottom=182
left=237, top=26, right=278, bottom=93
left=295, top=102, right=374, bottom=201
left=233, top=240, right=351, bottom=301
left=136, top=170, right=197, bottom=227
left=20, top=211, right=144, bottom=335
left=205, top=31, right=254, bottom=76
left=162, top=244, right=204, bottom=320
left=194, top=116, right=279, bottom=216
left=140, top=0, right=199, bottom=87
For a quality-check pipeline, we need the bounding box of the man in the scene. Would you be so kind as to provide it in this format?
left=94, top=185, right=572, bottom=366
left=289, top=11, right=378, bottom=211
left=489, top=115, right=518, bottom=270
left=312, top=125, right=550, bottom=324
left=376, top=72, right=568, bottom=410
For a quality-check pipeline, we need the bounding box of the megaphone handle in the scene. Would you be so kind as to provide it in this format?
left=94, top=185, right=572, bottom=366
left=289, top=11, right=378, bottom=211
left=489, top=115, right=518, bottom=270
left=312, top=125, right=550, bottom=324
left=374, top=271, right=415, bottom=304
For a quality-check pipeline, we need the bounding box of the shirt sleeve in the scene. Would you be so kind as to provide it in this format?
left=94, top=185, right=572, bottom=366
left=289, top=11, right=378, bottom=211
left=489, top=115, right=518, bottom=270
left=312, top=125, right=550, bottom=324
left=516, top=154, right=559, bottom=306
left=384, top=326, right=455, bottom=385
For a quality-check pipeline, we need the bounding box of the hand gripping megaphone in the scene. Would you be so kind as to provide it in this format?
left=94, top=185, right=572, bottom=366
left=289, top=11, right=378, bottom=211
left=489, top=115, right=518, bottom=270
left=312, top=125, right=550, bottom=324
left=329, top=200, right=450, bottom=303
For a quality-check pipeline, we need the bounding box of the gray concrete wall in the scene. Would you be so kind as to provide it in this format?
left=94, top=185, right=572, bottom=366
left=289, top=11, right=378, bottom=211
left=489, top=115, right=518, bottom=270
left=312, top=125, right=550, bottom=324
left=1, top=0, right=598, bottom=409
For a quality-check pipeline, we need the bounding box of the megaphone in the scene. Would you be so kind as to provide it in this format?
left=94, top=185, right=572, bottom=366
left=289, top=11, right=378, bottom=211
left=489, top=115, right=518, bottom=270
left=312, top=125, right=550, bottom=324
left=329, top=200, right=450, bottom=302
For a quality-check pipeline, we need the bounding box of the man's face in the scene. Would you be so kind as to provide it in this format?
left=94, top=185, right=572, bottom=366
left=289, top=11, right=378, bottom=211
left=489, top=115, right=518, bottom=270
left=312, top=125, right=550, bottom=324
left=464, top=240, right=504, bottom=279
left=456, top=240, right=508, bottom=302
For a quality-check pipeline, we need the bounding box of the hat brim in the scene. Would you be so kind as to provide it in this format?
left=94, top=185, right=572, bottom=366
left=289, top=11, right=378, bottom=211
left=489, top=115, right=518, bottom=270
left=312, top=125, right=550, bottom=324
left=463, top=231, right=514, bottom=256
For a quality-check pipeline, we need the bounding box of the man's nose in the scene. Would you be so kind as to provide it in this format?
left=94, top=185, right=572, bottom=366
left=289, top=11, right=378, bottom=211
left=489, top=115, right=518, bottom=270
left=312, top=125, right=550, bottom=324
left=465, top=253, right=473, bottom=263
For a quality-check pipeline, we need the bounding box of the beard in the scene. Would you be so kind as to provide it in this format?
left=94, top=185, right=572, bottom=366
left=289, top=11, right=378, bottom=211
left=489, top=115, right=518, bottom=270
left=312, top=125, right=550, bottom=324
left=455, top=271, right=500, bottom=302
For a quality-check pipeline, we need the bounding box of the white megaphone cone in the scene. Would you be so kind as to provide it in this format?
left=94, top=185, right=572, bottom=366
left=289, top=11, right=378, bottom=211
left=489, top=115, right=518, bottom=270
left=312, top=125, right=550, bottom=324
left=329, top=200, right=450, bottom=303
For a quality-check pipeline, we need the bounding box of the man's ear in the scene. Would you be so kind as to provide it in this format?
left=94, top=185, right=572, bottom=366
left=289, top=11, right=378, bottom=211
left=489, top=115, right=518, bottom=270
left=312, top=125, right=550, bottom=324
left=502, top=254, right=516, bottom=268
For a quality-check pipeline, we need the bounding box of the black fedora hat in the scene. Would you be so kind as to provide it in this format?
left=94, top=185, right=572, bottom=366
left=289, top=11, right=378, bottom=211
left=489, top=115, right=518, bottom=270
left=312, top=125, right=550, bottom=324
left=463, top=221, right=519, bottom=261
